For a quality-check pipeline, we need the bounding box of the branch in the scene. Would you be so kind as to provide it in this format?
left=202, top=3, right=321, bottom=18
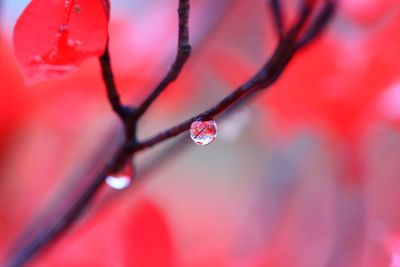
left=296, top=0, right=336, bottom=49
left=99, top=41, right=127, bottom=119
left=135, top=0, right=191, bottom=118
left=269, top=0, right=285, bottom=39
left=100, top=40, right=138, bottom=146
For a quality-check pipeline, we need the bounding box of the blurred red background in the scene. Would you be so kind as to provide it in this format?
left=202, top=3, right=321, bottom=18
left=1, top=0, right=400, bottom=266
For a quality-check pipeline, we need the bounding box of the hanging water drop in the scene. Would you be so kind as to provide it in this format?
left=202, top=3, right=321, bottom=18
left=105, top=164, right=133, bottom=190
left=190, top=120, right=217, bottom=145
left=30, top=55, right=43, bottom=64
left=67, top=39, right=82, bottom=47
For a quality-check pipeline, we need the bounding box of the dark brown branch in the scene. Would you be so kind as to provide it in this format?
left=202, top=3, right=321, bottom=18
left=99, top=41, right=127, bottom=119
left=100, top=41, right=138, bottom=143
left=296, top=0, right=336, bottom=49
left=135, top=0, right=191, bottom=118
left=269, top=0, right=285, bottom=39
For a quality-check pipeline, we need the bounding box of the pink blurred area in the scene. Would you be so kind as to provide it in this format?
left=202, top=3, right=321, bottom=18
left=1, top=0, right=400, bottom=267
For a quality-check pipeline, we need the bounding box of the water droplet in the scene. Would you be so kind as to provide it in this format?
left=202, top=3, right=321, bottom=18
left=67, top=39, right=74, bottom=47
left=190, top=120, right=217, bottom=145
left=30, top=55, right=43, bottom=64
left=59, top=24, right=68, bottom=32
left=105, top=164, right=133, bottom=190
left=67, top=39, right=82, bottom=47
left=74, top=4, right=81, bottom=14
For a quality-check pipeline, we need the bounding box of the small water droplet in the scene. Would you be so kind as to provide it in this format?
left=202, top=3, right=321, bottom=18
left=67, top=39, right=82, bottom=47
left=74, top=4, right=81, bottom=14
left=30, top=55, right=43, bottom=64
left=105, top=164, right=133, bottom=190
left=59, top=24, right=68, bottom=32
left=190, top=120, right=217, bottom=145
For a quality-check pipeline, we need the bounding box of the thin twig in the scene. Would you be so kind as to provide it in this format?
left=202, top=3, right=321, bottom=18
left=296, top=0, right=336, bottom=49
left=100, top=40, right=139, bottom=142
left=269, top=0, right=285, bottom=39
left=99, top=41, right=127, bottom=119
left=135, top=0, right=191, bottom=118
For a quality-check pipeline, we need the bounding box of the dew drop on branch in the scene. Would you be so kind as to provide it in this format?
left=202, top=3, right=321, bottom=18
left=190, top=120, right=217, bottom=145
left=105, top=164, right=133, bottom=190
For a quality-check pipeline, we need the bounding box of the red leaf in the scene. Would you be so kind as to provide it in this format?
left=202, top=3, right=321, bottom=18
left=123, top=199, right=174, bottom=267
left=13, top=0, right=109, bottom=84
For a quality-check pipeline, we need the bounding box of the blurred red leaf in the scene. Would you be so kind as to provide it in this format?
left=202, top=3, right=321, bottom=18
left=13, top=0, right=109, bottom=84
left=123, top=199, right=174, bottom=267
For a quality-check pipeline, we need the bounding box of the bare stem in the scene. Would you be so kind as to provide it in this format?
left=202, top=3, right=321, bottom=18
left=269, top=0, right=285, bottom=39
left=296, top=0, right=336, bottom=49
left=135, top=0, right=191, bottom=118
left=99, top=41, right=127, bottom=119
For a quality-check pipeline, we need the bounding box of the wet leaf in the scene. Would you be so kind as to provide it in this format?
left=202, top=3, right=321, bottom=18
left=13, top=0, right=109, bottom=84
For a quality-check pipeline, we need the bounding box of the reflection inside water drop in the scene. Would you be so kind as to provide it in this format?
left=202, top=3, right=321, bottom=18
left=105, top=163, right=133, bottom=190
left=58, top=24, right=68, bottom=32
left=190, top=120, right=217, bottom=145
left=105, top=175, right=131, bottom=190
left=30, top=55, right=43, bottom=64
left=67, top=39, right=82, bottom=47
